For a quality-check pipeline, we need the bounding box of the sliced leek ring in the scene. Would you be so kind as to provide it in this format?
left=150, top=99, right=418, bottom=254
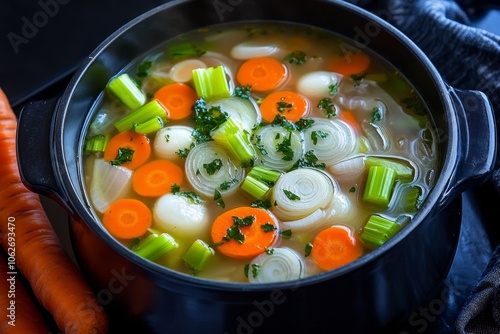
left=253, top=125, right=303, bottom=172
left=303, top=118, right=357, bottom=166
left=185, top=141, right=244, bottom=197
left=272, top=168, right=336, bottom=221
left=248, top=248, right=305, bottom=283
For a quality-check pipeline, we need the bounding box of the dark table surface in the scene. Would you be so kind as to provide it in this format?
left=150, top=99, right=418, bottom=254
left=1, top=1, right=499, bottom=333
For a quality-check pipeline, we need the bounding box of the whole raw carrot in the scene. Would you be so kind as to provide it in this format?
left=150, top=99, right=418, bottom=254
left=0, top=250, right=51, bottom=334
left=0, top=89, right=109, bottom=334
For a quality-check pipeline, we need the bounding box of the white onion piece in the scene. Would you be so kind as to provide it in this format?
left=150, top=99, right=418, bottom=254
left=207, top=97, right=261, bottom=132
left=362, top=122, right=390, bottom=151
left=281, top=208, right=325, bottom=232
left=253, top=125, right=303, bottom=172
left=89, top=159, right=133, bottom=213
left=230, top=41, right=280, bottom=60
left=272, top=168, right=336, bottom=221
left=185, top=141, right=244, bottom=197
left=169, top=59, right=207, bottom=83
left=154, top=126, right=194, bottom=160
left=328, top=156, right=365, bottom=182
left=296, top=71, right=342, bottom=99
left=248, top=248, right=305, bottom=283
left=153, top=194, right=208, bottom=238
left=303, top=118, right=357, bottom=166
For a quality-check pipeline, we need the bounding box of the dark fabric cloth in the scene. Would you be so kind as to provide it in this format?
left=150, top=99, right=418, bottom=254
left=343, top=0, right=500, bottom=333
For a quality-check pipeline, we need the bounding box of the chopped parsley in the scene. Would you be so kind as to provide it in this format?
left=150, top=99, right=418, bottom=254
left=110, top=147, right=134, bottom=166
left=171, top=184, right=204, bottom=204
left=175, top=147, right=191, bottom=159
left=304, top=242, right=313, bottom=257
left=371, top=107, right=383, bottom=123
left=167, top=42, right=206, bottom=61
left=311, top=130, right=329, bottom=145
left=351, top=73, right=367, bottom=86
left=283, top=50, right=307, bottom=65
left=250, top=199, right=272, bottom=210
left=291, top=150, right=326, bottom=170
left=317, top=98, right=337, bottom=118
left=164, top=134, right=170, bottom=142
left=136, top=60, right=152, bottom=78
left=329, top=83, right=339, bottom=95
left=295, top=118, right=315, bottom=131
left=283, top=189, right=300, bottom=201
left=276, top=132, right=295, bottom=161
left=244, top=263, right=261, bottom=278
left=277, top=98, right=293, bottom=113
left=280, top=229, right=293, bottom=239
left=271, top=115, right=297, bottom=131
left=254, top=135, right=268, bottom=155
left=192, top=99, right=228, bottom=143
left=222, top=215, right=256, bottom=244
left=233, top=85, right=252, bottom=99
left=349, top=186, right=356, bottom=193
left=261, top=223, right=277, bottom=233
left=265, top=247, right=275, bottom=255
left=214, top=189, right=225, bottom=208
left=203, top=158, right=223, bottom=175
left=220, top=178, right=238, bottom=190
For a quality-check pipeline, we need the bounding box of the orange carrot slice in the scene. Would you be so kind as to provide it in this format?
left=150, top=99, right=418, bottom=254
left=260, top=90, right=309, bottom=123
left=154, top=83, right=198, bottom=120
left=103, top=131, right=151, bottom=170
left=311, top=225, right=363, bottom=271
left=328, top=53, right=371, bottom=76
left=211, top=207, right=278, bottom=259
left=236, top=57, right=286, bottom=92
left=102, top=198, right=152, bottom=239
left=132, top=159, right=184, bottom=197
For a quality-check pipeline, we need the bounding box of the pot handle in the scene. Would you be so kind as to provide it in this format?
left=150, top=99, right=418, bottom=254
left=16, top=98, right=74, bottom=215
left=440, top=88, right=496, bottom=204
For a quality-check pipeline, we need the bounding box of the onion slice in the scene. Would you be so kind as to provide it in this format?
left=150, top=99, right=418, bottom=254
left=253, top=125, right=303, bottom=172
left=272, top=168, right=336, bottom=221
left=207, top=97, right=261, bottom=133
left=153, top=194, right=209, bottom=238
left=154, top=125, right=194, bottom=160
left=185, top=141, right=244, bottom=197
left=296, top=71, right=342, bottom=99
left=248, top=248, right=305, bottom=283
left=303, top=118, right=357, bottom=166
left=328, top=155, right=365, bottom=182
left=281, top=208, right=325, bottom=232
left=89, top=159, right=133, bottom=213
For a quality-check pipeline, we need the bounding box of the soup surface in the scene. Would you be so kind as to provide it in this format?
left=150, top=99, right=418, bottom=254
left=83, top=22, right=439, bottom=283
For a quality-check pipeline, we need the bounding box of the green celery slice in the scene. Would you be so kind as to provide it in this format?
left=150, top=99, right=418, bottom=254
left=361, top=215, right=401, bottom=248
left=107, top=73, right=146, bottom=110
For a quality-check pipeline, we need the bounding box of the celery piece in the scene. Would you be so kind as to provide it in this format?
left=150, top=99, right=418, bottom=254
left=134, top=116, right=164, bottom=135
left=399, top=186, right=422, bottom=213
left=248, top=166, right=282, bottom=185
left=192, top=65, right=231, bottom=101
left=241, top=175, right=271, bottom=200
left=83, top=134, right=109, bottom=155
left=365, top=156, right=414, bottom=182
left=361, top=215, right=401, bottom=248
left=211, top=118, right=256, bottom=167
left=365, top=73, right=388, bottom=83
left=167, top=42, right=206, bottom=61
left=107, top=73, right=146, bottom=110
left=363, top=165, right=397, bottom=207
left=182, top=239, right=214, bottom=272
left=134, top=233, right=178, bottom=261
left=114, top=100, right=167, bottom=132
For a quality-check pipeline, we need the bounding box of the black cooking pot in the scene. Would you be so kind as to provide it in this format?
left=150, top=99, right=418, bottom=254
left=16, top=0, right=496, bottom=333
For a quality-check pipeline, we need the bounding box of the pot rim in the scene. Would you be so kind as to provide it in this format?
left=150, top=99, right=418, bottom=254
left=55, top=0, right=459, bottom=292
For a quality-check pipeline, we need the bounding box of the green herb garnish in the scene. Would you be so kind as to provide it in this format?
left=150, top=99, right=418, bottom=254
left=203, top=158, right=223, bottom=175
left=261, top=223, right=277, bottom=233
left=317, top=98, right=337, bottom=118
left=283, top=189, right=300, bottom=201
left=329, top=83, right=339, bottom=95
left=311, top=130, right=329, bottom=145
left=304, top=242, right=313, bottom=257
left=276, top=132, right=295, bottom=161
left=136, top=60, right=152, bottom=78
left=233, top=85, right=252, bottom=99
left=214, top=189, right=225, bottom=208
left=280, top=229, right=293, bottom=239
left=265, top=247, right=275, bottom=255
left=250, top=199, right=273, bottom=210
left=171, top=184, right=204, bottom=204
left=371, top=107, right=382, bottom=123
left=110, top=147, right=134, bottom=166
left=283, top=50, right=307, bottom=65
left=295, top=118, right=315, bottom=131
left=192, top=99, right=228, bottom=143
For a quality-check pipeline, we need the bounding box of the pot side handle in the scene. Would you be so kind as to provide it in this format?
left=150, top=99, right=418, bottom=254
left=16, top=98, right=74, bottom=215
left=441, top=88, right=497, bottom=203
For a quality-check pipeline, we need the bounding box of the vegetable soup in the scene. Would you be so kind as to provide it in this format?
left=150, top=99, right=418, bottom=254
left=83, top=22, right=439, bottom=283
